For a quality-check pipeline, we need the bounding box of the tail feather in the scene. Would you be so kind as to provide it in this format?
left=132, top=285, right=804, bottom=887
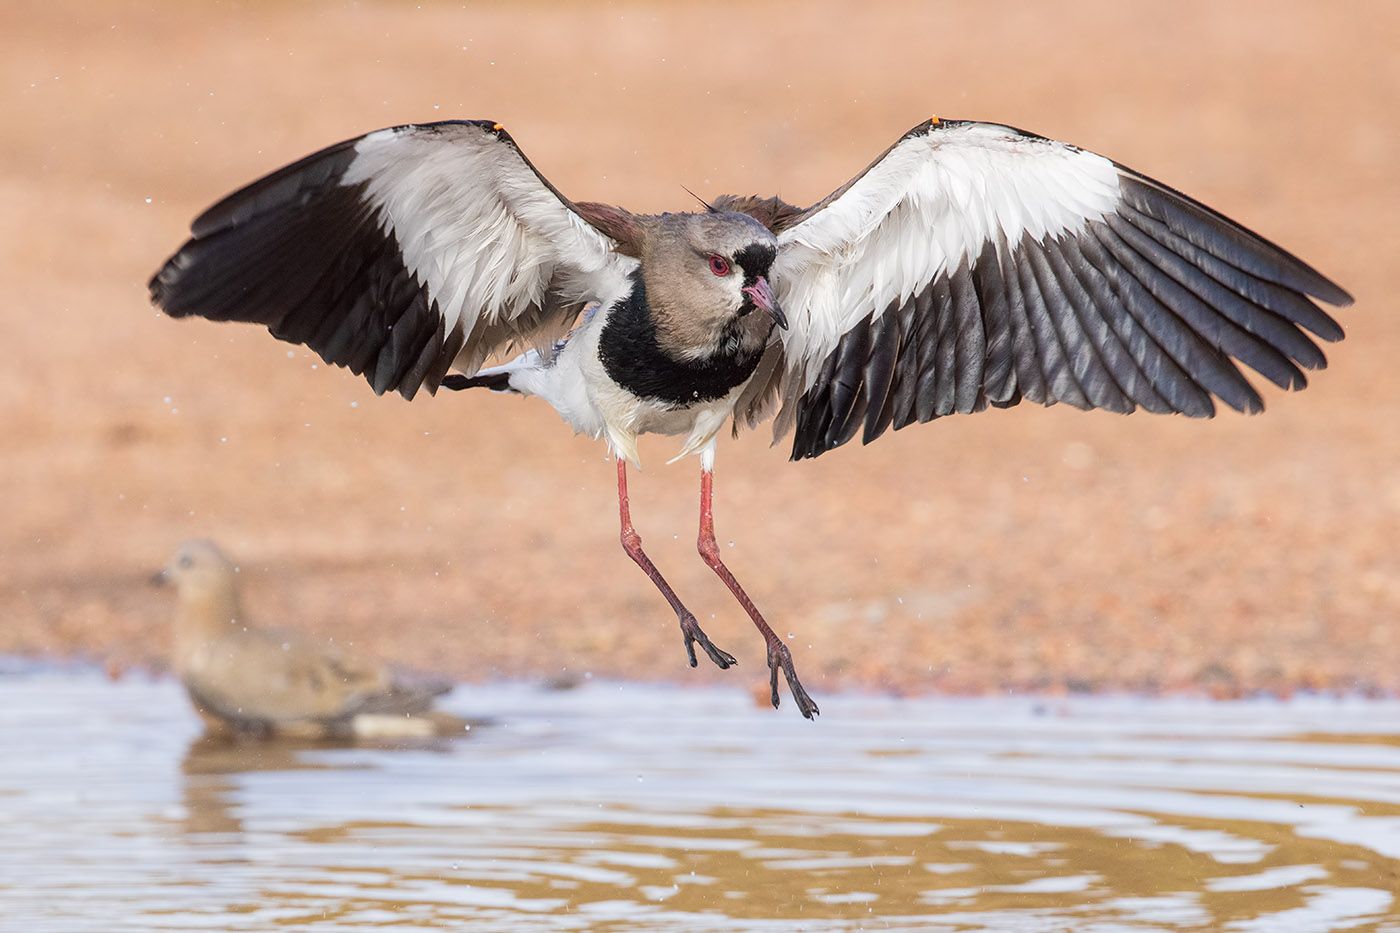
left=441, top=349, right=544, bottom=393
left=442, top=371, right=513, bottom=392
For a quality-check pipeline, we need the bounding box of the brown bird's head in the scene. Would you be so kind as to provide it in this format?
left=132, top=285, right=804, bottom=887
left=152, top=539, right=238, bottom=599
left=636, top=211, right=785, bottom=359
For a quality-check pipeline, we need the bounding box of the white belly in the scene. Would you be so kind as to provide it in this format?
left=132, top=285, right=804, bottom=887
left=588, top=364, right=742, bottom=464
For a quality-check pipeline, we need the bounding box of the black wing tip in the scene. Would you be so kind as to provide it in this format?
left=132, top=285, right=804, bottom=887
left=1319, top=284, right=1355, bottom=310
left=1235, top=394, right=1266, bottom=416
left=147, top=268, right=167, bottom=308
left=147, top=250, right=189, bottom=315
left=1300, top=276, right=1353, bottom=311
left=1299, top=269, right=1353, bottom=310
left=1116, top=171, right=1355, bottom=311
left=1304, top=311, right=1347, bottom=344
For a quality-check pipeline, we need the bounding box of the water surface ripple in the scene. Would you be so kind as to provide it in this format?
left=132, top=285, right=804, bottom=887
left=3, top=668, right=1400, bottom=930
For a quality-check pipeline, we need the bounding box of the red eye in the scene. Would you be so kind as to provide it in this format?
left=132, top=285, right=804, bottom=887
left=708, top=254, right=731, bottom=277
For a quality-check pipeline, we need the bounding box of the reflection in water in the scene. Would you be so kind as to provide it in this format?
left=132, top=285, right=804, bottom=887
left=177, top=732, right=471, bottom=840
left=2, top=670, right=1400, bottom=930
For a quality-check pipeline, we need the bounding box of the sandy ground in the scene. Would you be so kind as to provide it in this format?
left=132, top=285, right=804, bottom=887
left=1, top=0, right=1397, bottom=701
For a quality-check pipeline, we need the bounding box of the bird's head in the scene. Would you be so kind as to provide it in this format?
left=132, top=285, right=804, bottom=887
left=639, top=211, right=785, bottom=359
left=152, top=539, right=238, bottom=598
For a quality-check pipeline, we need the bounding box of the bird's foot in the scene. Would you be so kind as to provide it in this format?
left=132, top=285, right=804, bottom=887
left=766, top=638, right=820, bottom=720
left=678, top=610, right=737, bottom=670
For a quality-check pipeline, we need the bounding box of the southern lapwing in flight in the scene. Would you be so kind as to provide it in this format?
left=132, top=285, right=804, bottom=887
left=150, top=118, right=1351, bottom=718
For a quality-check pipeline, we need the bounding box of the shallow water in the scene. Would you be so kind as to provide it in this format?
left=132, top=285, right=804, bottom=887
left=4, top=668, right=1400, bottom=930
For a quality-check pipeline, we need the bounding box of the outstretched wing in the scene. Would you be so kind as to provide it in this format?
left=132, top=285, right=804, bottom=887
left=150, top=120, right=638, bottom=399
left=737, top=119, right=1352, bottom=460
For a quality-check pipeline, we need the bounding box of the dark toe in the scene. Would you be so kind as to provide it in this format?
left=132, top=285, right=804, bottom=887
left=793, top=687, right=820, bottom=720
left=767, top=641, right=819, bottom=719
left=704, top=643, right=738, bottom=669
left=679, top=615, right=735, bottom=671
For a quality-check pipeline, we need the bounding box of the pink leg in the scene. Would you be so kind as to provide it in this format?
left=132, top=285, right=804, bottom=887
left=697, top=466, right=819, bottom=719
left=616, top=458, right=736, bottom=670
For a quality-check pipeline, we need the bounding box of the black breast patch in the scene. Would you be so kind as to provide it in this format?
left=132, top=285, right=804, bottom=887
left=599, top=275, right=765, bottom=406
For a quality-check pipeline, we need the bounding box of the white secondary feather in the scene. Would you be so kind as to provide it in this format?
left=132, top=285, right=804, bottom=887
left=340, top=123, right=635, bottom=359
left=772, top=121, right=1122, bottom=389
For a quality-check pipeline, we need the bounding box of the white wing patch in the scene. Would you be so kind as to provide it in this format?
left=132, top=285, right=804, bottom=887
left=773, top=122, right=1121, bottom=387
left=343, top=125, right=632, bottom=357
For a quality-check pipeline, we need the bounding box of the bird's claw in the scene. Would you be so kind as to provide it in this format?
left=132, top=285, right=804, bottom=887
left=679, top=612, right=736, bottom=670
left=767, top=639, right=819, bottom=720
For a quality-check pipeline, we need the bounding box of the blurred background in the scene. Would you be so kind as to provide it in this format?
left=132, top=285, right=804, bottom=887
left=3, top=0, right=1395, bottom=698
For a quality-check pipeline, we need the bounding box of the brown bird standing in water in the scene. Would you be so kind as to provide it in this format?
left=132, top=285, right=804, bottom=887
left=152, top=540, right=453, bottom=738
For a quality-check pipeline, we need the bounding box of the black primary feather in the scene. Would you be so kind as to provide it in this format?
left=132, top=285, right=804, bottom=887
left=149, top=145, right=462, bottom=401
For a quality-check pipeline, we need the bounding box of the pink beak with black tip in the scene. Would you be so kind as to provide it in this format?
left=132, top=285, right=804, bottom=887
left=742, top=276, right=787, bottom=330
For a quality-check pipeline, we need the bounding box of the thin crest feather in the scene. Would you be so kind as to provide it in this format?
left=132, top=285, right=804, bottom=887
left=681, top=185, right=718, bottom=213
